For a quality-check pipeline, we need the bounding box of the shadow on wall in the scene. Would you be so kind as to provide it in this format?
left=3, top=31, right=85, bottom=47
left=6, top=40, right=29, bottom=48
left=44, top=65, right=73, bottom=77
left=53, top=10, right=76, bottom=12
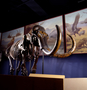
left=0, top=54, right=87, bottom=78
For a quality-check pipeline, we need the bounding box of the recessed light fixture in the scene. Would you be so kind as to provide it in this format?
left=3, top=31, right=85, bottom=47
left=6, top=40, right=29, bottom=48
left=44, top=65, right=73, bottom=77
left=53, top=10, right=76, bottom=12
left=78, top=0, right=85, bottom=3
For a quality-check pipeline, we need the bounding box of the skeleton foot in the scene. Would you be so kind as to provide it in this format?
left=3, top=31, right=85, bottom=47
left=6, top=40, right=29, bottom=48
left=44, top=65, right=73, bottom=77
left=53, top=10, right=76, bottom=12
left=31, top=65, right=37, bottom=73
left=31, top=69, right=36, bottom=73
left=10, top=68, right=15, bottom=75
left=16, top=68, right=20, bottom=75
left=21, top=66, right=28, bottom=76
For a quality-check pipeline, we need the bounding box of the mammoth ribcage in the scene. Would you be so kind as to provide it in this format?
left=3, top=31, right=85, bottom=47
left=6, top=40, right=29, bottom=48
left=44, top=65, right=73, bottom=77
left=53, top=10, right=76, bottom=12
left=10, top=40, right=22, bottom=60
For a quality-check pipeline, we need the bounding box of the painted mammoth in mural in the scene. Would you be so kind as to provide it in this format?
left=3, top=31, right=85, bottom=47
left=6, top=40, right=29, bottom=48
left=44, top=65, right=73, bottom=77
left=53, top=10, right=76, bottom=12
left=5, top=25, right=76, bottom=76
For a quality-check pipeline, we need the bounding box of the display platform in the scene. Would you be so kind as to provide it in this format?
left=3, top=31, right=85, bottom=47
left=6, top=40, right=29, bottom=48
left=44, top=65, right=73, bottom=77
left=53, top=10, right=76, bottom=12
left=29, top=73, right=65, bottom=90
left=0, top=74, right=65, bottom=90
left=29, top=73, right=65, bottom=78
left=0, top=74, right=87, bottom=90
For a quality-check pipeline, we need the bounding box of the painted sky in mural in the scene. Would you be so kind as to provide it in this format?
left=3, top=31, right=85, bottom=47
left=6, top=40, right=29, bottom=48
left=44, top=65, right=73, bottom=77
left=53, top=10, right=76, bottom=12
left=39, top=16, right=63, bottom=34
left=65, top=8, right=87, bottom=24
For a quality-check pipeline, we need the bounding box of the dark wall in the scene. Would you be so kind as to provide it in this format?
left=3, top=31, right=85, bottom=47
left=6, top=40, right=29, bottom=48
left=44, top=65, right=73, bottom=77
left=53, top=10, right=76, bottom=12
left=0, top=54, right=87, bottom=78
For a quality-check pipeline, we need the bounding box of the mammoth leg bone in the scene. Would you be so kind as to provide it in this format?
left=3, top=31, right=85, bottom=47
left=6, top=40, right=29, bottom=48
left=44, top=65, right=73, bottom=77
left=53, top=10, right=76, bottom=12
left=16, top=60, right=22, bottom=75
left=21, top=53, right=28, bottom=76
left=31, top=46, right=39, bottom=73
left=8, top=56, right=15, bottom=75
left=16, top=50, right=23, bottom=75
left=53, top=34, right=76, bottom=58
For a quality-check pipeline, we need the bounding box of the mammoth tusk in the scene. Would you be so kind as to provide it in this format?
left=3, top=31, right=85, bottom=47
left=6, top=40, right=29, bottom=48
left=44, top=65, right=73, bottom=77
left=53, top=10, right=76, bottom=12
left=42, top=25, right=62, bottom=55
left=53, top=34, right=76, bottom=58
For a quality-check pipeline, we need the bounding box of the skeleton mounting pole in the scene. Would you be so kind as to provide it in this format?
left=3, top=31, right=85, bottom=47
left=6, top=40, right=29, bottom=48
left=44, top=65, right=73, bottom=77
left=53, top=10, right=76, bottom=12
left=42, top=52, right=44, bottom=74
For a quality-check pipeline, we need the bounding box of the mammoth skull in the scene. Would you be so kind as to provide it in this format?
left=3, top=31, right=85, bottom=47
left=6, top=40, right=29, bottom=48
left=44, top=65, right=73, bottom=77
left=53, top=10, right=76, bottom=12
left=32, top=25, right=76, bottom=57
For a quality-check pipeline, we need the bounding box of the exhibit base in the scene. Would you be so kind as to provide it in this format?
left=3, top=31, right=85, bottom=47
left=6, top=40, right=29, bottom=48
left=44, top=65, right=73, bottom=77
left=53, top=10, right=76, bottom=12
left=29, top=73, right=65, bottom=90
left=0, top=74, right=65, bottom=90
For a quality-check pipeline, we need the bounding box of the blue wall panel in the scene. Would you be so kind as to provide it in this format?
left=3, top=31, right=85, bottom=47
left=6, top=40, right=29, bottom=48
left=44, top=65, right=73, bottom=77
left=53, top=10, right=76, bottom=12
left=0, top=54, right=87, bottom=78
left=36, top=54, right=87, bottom=78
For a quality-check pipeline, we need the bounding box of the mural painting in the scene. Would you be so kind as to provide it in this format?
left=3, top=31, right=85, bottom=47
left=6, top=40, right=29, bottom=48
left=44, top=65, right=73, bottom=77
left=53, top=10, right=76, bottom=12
left=65, top=8, right=87, bottom=54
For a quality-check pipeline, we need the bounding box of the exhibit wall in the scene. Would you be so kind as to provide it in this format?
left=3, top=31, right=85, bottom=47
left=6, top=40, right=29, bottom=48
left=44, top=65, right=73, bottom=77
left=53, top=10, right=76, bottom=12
left=0, top=54, right=87, bottom=78
left=0, top=8, right=87, bottom=78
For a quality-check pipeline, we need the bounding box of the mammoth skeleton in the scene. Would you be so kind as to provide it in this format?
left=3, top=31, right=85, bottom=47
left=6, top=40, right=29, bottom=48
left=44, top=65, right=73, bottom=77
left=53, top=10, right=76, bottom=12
left=5, top=25, right=76, bottom=76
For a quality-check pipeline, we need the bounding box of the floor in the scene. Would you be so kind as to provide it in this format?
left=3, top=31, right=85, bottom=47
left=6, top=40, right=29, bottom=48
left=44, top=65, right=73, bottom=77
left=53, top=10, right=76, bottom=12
left=64, top=78, right=87, bottom=90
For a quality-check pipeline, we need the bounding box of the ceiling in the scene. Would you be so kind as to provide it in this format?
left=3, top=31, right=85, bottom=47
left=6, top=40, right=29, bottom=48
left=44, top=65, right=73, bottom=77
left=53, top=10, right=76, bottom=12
left=1, top=0, right=87, bottom=33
